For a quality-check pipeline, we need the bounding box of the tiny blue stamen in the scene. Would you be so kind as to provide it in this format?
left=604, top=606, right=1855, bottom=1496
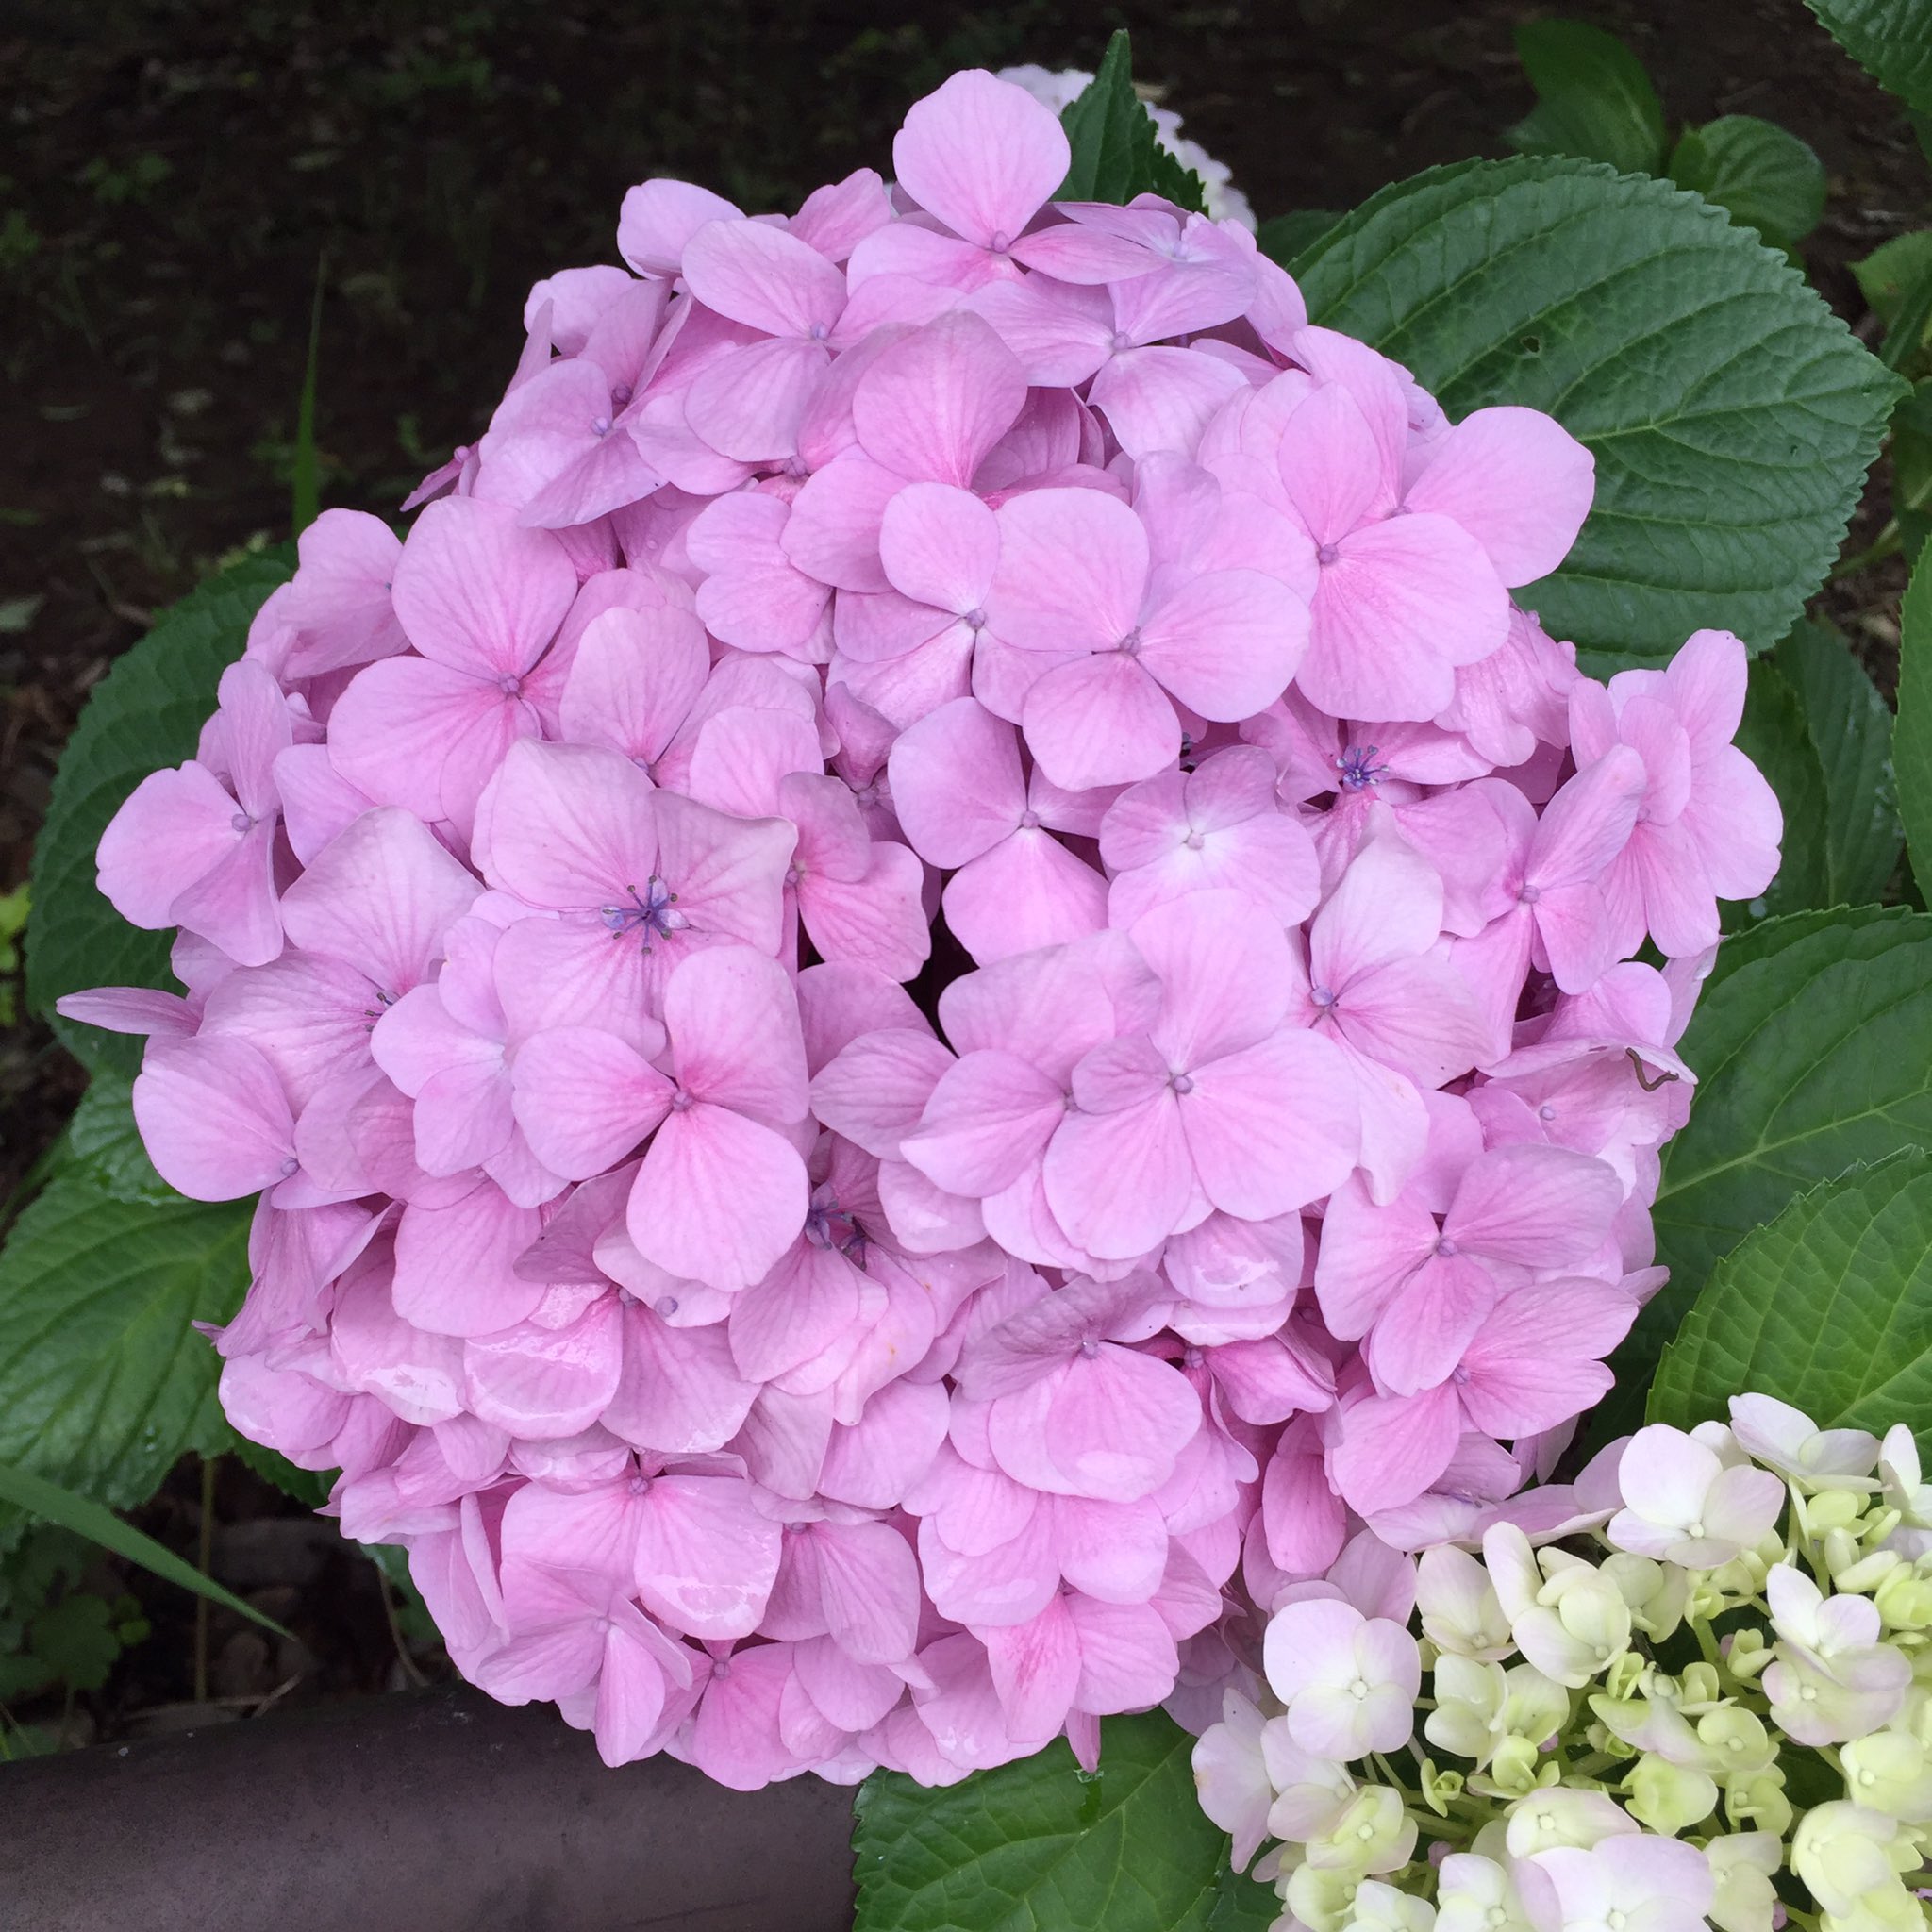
left=600, top=875, right=685, bottom=947
left=1335, top=744, right=1388, bottom=791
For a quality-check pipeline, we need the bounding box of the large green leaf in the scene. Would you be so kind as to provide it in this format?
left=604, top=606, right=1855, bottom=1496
left=1730, top=657, right=1830, bottom=924
left=1901, top=558, right=1932, bottom=894
left=1592, top=907, right=1932, bottom=1444
left=0, top=1170, right=250, bottom=1510
left=25, top=548, right=295, bottom=1077
left=1774, top=619, right=1903, bottom=906
left=1292, top=158, right=1905, bottom=675
left=1057, top=32, right=1206, bottom=216
left=63, top=1072, right=172, bottom=1207
left=853, top=1711, right=1275, bottom=1932
left=1668, top=117, right=1827, bottom=247
left=1654, top=905, right=1932, bottom=1296
left=1506, top=20, right=1666, bottom=177
left=1804, top=0, right=1932, bottom=116
left=1649, top=1154, right=1932, bottom=1441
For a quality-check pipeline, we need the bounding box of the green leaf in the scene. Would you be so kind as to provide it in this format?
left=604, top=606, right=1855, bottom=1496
left=64, top=1073, right=172, bottom=1207
left=25, top=548, right=295, bottom=1078
left=1774, top=619, right=1903, bottom=905
left=292, top=256, right=326, bottom=534
left=1668, top=117, right=1827, bottom=247
left=1804, top=0, right=1932, bottom=116
left=28, top=1591, right=126, bottom=1691
left=231, top=1435, right=334, bottom=1510
left=1506, top=20, right=1667, bottom=176
left=853, top=1711, right=1272, bottom=1932
left=1650, top=1153, right=1932, bottom=1442
left=1293, top=158, right=1905, bottom=676
left=1891, top=381, right=1932, bottom=566
left=0, top=1461, right=288, bottom=1638
left=1901, top=557, right=1932, bottom=895
left=1257, top=210, right=1341, bottom=267
left=1729, top=657, right=1830, bottom=924
left=1852, top=232, right=1932, bottom=331
left=0, top=1170, right=250, bottom=1510
left=1883, top=258, right=1932, bottom=375
left=1653, top=904, right=1932, bottom=1300
left=1058, top=32, right=1207, bottom=214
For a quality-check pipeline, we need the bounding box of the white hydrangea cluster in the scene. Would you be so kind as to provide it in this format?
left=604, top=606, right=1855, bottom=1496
left=1193, top=1397, right=1932, bottom=1932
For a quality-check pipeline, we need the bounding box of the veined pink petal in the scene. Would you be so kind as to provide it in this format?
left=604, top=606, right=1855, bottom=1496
left=682, top=217, right=845, bottom=338
left=888, top=698, right=1025, bottom=867
left=663, top=945, right=808, bottom=1124
left=392, top=1182, right=547, bottom=1336
left=891, top=70, right=1069, bottom=252
left=1021, top=654, right=1177, bottom=791
left=628, top=1101, right=808, bottom=1291
left=391, top=497, right=575, bottom=679
left=942, top=830, right=1108, bottom=966
left=510, top=1026, right=674, bottom=1178
left=904, top=1048, right=1071, bottom=1197
left=133, top=1036, right=295, bottom=1200
left=1041, top=1090, right=1192, bottom=1261
left=1136, top=568, right=1307, bottom=721
left=618, top=179, right=743, bottom=276
left=879, top=481, right=999, bottom=614
left=853, top=311, right=1027, bottom=489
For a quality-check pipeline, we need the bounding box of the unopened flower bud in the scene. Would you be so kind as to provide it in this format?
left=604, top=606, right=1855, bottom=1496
left=1677, top=1662, right=1724, bottom=1710
left=1809, top=1489, right=1867, bottom=1533
left=1287, top=1860, right=1364, bottom=1932
left=1874, top=1565, right=1932, bottom=1633
left=1486, top=1735, right=1544, bottom=1798
left=1724, top=1627, right=1774, bottom=1681
left=1626, top=1752, right=1718, bottom=1833
left=1419, top=1758, right=1463, bottom=1817
left=1724, top=1768, right=1792, bottom=1838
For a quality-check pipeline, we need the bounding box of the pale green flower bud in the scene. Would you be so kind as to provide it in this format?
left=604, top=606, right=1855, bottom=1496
left=1874, top=1563, right=1932, bottom=1633
left=1484, top=1735, right=1545, bottom=1799
left=1676, top=1663, right=1725, bottom=1710
left=1603, top=1553, right=1689, bottom=1642
left=1419, top=1758, right=1464, bottom=1817
left=1724, top=1626, right=1773, bottom=1682
left=1840, top=1729, right=1932, bottom=1823
left=1503, top=1786, right=1634, bottom=1857
left=1287, top=1860, right=1363, bottom=1932
left=1809, top=1489, right=1867, bottom=1533
left=1342, top=1878, right=1437, bottom=1932
left=1790, top=1800, right=1918, bottom=1918
left=1426, top=1656, right=1505, bottom=1764
left=1306, top=1785, right=1415, bottom=1875
left=1695, top=1706, right=1776, bottom=1779
left=1589, top=1691, right=1702, bottom=1764
left=1830, top=1532, right=1905, bottom=1595
left=1704, top=1832, right=1781, bottom=1932
left=1603, top=1650, right=1650, bottom=1702
left=1626, top=1752, right=1718, bottom=1833
left=1724, top=1768, right=1792, bottom=1838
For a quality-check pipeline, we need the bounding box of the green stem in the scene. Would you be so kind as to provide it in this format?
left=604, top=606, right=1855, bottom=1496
left=1829, top=520, right=1901, bottom=580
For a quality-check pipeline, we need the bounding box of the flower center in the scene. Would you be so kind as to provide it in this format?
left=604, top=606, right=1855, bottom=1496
left=230, top=809, right=253, bottom=834
left=1316, top=542, right=1340, bottom=566
left=601, top=875, right=685, bottom=946
left=1115, top=626, right=1143, bottom=658
left=1334, top=745, right=1386, bottom=791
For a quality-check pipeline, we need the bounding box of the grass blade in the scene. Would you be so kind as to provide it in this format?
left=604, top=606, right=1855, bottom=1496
left=0, top=1460, right=290, bottom=1640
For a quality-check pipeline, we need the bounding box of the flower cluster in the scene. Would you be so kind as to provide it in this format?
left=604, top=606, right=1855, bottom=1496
left=63, top=68, right=1781, bottom=1789
left=1194, top=1397, right=1932, bottom=1932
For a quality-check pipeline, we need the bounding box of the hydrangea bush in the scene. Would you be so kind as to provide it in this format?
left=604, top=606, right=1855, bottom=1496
left=14, top=19, right=1932, bottom=1932
left=55, top=58, right=1782, bottom=1789
left=1195, top=1397, right=1932, bottom=1932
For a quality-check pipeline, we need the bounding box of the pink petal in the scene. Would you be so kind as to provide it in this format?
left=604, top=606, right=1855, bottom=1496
left=618, top=179, right=743, bottom=276
left=887, top=697, right=1025, bottom=866
left=1021, top=654, right=1177, bottom=791
left=942, top=831, right=1108, bottom=966
left=814, top=1519, right=922, bottom=1662
left=891, top=70, right=1070, bottom=252
left=853, top=311, right=1027, bottom=489
left=463, top=1291, right=623, bottom=1439
left=663, top=945, right=808, bottom=1124
left=1183, top=1026, right=1361, bottom=1219
left=604, top=1302, right=758, bottom=1454
left=166, top=819, right=283, bottom=967
left=1328, top=1382, right=1463, bottom=1515
left=1364, top=1249, right=1498, bottom=1397
left=633, top=1474, right=782, bottom=1639
left=392, top=1182, right=547, bottom=1335
left=96, top=762, right=248, bottom=931
left=1137, top=568, right=1307, bottom=720
left=628, top=1102, right=808, bottom=1291
left=559, top=605, right=709, bottom=764
left=278, top=806, right=479, bottom=996
left=132, top=1037, right=294, bottom=1199
left=391, top=497, right=575, bottom=679
left=1403, top=406, right=1594, bottom=588
left=1066, top=1593, right=1178, bottom=1713
left=981, top=1597, right=1081, bottom=1742
left=1445, top=1143, right=1622, bottom=1267
left=1088, top=346, right=1246, bottom=461
left=1041, top=1091, right=1192, bottom=1261
left=682, top=217, right=845, bottom=337
left=510, top=1026, right=673, bottom=1178
left=684, top=337, right=829, bottom=465
left=879, top=480, right=999, bottom=613
left=1042, top=1348, right=1202, bottom=1502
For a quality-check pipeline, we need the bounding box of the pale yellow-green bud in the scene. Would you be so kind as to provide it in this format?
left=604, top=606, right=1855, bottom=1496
left=1874, top=1564, right=1932, bottom=1634
left=1305, top=1785, right=1415, bottom=1875
left=1863, top=1505, right=1905, bottom=1546
left=1419, top=1758, right=1464, bottom=1817
left=1689, top=1577, right=1734, bottom=1623
left=1810, top=1489, right=1866, bottom=1533
left=1626, top=1752, right=1718, bottom=1833
left=1696, top=1706, right=1776, bottom=1778
left=1705, top=1831, right=1782, bottom=1932
left=1345, top=1877, right=1439, bottom=1932
left=1603, top=1554, right=1690, bottom=1643
left=1724, top=1767, right=1793, bottom=1838
left=1603, top=1650, right=1650, bottom=1702
left=1484, top=1735, right=1544, bottom=1799
left=1677, top=1662, right=1725, bottom=1710
left=1831, top=1533, right=1905, bottom=1595
left=1724, top=1626, right=1774, bottom=1682
left=1840, top=1729, right=1932, bottom=1823
left=1286, top=1860, right=1361, bottom=1932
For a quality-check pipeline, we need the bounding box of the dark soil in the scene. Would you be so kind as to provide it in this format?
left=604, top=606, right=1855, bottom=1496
left=1, top=0, right=1924, bottom=1740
